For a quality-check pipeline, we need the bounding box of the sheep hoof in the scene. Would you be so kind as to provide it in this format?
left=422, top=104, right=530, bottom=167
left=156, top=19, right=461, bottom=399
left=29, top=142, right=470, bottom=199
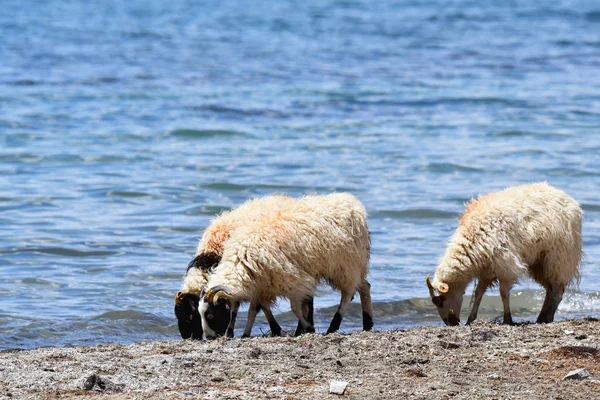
left=503, top=313, right=514, bottom=325
left=536, top=315, right=554, bottom=324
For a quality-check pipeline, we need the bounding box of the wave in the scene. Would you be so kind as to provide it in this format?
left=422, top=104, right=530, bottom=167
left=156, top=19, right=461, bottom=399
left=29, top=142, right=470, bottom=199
left=371, top=208, right=456, bottom=220
left=2, top=290, right=599, bottom=350
left=170, top=128, right=250, bottom=139
left=419, top=162, right=484, bottom=173
left=1, top=247, right=118, bottom=257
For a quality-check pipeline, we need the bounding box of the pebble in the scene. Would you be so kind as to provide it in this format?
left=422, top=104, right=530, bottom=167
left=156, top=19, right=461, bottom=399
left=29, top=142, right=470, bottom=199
left=329, top=380, right=348, bottom=395
left=82, top=374, right=125, bottom=392
left=564, top=330, right=575, bottom=335
left=563, top=368, right=591, bottom=380
left=487, top=373, right=501, bottom=380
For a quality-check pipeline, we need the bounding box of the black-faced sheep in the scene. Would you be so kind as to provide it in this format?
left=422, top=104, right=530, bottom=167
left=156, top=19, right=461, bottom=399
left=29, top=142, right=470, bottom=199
left=199, top=193, right=374, bottom=339
left=175, top=195, right=310, bottom=339
left=427, top=182, right=582, bottom=326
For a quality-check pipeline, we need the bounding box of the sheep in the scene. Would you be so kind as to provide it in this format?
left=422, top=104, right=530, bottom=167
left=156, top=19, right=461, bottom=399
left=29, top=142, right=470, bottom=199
left=175, top=195, right=313, bottom=339
left=426, top=182, right=582, bottom=326
left=199, top=192, right=374, bottom=339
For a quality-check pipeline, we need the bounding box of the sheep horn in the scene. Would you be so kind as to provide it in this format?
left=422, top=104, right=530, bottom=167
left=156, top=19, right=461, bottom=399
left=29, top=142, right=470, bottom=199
left=438, top=282, right=449, bottom=294
left=205, top=286, right=232, bottom=303
left=175, top=291, right=185, bottom=306
left=426, top=274, right=435, bottom=296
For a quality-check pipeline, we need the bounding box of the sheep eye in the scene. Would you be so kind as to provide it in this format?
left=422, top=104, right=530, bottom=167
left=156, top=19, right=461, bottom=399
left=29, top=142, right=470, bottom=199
left=206, top=313, right=214, bottom=320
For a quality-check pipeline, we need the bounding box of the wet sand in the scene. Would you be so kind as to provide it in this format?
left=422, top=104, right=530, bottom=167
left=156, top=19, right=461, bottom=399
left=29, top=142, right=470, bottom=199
left=1, top=319, right=599, bottom=399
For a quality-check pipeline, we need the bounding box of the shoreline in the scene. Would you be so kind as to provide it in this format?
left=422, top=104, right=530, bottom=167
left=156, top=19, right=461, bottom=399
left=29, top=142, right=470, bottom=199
left=1, top=319, right=599, bottom=399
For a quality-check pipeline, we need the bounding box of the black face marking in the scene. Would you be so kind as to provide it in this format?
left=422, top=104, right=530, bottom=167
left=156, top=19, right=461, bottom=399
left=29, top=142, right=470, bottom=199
left=186, top=252, right=221, bottom=273
left=203, top=297, right=232, bottom=337
left=326, top=311, right=343, bottom=334
left=362, top=311, right=374, bottom=331
left=432, top=295, right=445, bottom=308
left=174, top=294, right=203, bottom=340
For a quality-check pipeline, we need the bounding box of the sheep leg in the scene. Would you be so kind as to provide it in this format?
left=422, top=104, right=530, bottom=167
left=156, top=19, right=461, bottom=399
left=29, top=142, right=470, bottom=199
left=499, top=281, right=514, bottom=325
left=358, top=279, right=373, bottom=331
left=291, top=297, right=315, bottom=335
left=326, top=289, right=354, bottom=334
left=261, top=305, right=282, bottom=337
left=466, top=278, right=492, bottom=325
left=241, top=300, right=261, bottom=338
left=537, top=284, right=565, bottom=323
left=294, top=297, right=314, bottom=336
left=226, top=301, right=240, bottom=338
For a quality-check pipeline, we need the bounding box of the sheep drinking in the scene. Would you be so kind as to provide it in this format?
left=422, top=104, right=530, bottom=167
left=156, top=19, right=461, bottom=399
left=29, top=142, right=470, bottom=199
left=427, top=182, right=582, bottom=326
left=199, top=193, right=374, bottom=339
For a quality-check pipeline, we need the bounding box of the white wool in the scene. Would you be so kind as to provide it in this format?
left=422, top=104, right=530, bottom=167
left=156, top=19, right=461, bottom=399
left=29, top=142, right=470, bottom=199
left=433, top=182, right=582, bottom=290
left=179, top=195, right=295, bottom=297
left=205, top=193, right=370, bottom=304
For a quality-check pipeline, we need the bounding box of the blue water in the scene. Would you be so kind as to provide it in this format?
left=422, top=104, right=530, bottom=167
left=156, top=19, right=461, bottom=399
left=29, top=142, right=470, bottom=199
left=1, top=0, right=600, bottom=350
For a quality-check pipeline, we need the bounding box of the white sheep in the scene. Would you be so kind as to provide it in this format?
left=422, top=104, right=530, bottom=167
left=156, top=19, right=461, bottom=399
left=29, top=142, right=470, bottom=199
left=175, top=195, right=310, bottom=339
left=426, top=182, right=582, bottom=326
left=199, top=192, right=374, bottom=338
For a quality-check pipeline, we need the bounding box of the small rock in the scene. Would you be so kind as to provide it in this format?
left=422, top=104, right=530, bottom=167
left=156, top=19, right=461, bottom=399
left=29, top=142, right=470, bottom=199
left=564, top=330, right=575, bottom=335
left=249, top=348, right=261, bottom=358
left=575, top=334, right=588, bottom=340
left=83, top=374, right=99, bottom=390
left=439, top=341, right=460, bottom=349
left=268, top=386, right=285, bottom=392
left=487, top=373, right=501, bottom=380
left=563, top=368, right=591, bottom=380
left=329, top=380, right=348, bottom=395
left=82, top=374, right=124, bottom=392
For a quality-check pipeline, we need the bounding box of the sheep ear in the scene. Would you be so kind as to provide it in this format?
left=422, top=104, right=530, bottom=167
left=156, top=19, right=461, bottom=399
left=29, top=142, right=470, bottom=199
left=438, top=282, right=449, bottom=293
left=204, top=285, right=232, bottom=303
left=426, top=274, right=435, bottom=296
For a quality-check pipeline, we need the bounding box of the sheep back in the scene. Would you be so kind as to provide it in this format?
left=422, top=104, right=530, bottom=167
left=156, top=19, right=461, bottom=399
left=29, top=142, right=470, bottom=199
left=206, top=193, right=370, bottom=302
left=434, top=182, right=582, bottom=288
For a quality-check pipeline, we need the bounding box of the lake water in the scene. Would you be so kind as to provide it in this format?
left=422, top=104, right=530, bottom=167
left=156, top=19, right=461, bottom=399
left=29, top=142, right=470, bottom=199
left=1, top=0, right=600, bottom=349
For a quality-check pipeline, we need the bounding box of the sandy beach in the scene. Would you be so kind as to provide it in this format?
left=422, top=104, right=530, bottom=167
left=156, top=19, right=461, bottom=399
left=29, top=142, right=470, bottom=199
left=1, top=319, right=599, bottom=399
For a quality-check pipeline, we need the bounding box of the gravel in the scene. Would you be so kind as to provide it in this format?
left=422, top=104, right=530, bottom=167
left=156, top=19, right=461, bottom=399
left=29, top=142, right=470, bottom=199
left=1, top=319, right=599, bottom=399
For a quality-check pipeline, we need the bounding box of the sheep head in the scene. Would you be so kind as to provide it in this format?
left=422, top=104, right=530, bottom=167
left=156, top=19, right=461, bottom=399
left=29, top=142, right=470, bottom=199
left=174, top=291, right=203, bottom=339
left=200, top=286, right=233, bottom=339
left=426, top=274, right=463, bottom=326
